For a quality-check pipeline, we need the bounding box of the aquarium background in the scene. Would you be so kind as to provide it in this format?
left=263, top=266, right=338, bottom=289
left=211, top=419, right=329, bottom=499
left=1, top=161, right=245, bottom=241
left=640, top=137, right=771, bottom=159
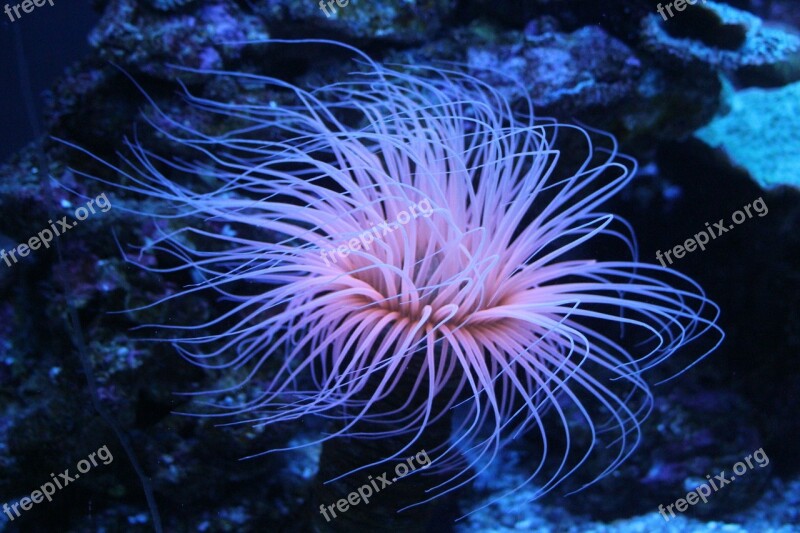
left=1, top=0, right=799, bottom=532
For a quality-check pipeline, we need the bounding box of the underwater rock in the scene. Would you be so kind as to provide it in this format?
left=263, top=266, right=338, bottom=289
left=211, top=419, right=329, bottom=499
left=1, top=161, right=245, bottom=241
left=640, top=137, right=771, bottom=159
left=88, top=0, right=270, bottom=82
left=642, top=390, right=770, bottom=517
left=536, top=389, right=768, bottom=520
left=143, top=0, right=198, bottom=11
left=695, top=79, right=800, bottom=189
left=64, top=2, right=722, bottom=159
left=423, top=23, right=720, bottom=150
left=376, top=22, right=722, bottom=155
left=641, top=0, right=800, bottom=87
left=458, top=0, right=653, bottom=44
left=0, top=150, right=310, bottom=529
left=253, top=0, right=455, bottom=43
left=465, top=25, right=640, bottom=113
left=726, top=0, right=800, bottom=36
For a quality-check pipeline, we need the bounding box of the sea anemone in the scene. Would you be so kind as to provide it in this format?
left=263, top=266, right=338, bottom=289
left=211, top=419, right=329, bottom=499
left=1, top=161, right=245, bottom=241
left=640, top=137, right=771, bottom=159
left=66, top=42, right=722, bottom=523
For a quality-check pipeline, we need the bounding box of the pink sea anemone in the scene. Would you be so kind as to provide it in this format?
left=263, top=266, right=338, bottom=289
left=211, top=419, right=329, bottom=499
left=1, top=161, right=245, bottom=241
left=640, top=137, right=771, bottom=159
left=66, top=42, right=722, bottom=517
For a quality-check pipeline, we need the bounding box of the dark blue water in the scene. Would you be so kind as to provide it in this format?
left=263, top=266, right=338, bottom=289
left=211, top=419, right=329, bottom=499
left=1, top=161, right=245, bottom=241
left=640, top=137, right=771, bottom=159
left=0, top=0, right=98, bottom=161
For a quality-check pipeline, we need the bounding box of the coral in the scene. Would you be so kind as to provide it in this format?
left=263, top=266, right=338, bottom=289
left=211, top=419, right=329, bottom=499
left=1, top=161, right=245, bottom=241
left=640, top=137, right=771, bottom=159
left=254, top=0, right=455, bottom=42
left=641, top=0, right=800, bottom=85
left=465, top=26, right=641, bottom=113
left=88, top=0, right=270, bottom=81
left=695, top=79, right=800, bottom=189
left=383, top=23, right=722, bottom=152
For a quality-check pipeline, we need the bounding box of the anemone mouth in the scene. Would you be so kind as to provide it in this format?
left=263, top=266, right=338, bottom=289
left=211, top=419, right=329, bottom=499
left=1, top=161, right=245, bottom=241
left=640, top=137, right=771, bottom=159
left=62, top=41, right=723, bottom=515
